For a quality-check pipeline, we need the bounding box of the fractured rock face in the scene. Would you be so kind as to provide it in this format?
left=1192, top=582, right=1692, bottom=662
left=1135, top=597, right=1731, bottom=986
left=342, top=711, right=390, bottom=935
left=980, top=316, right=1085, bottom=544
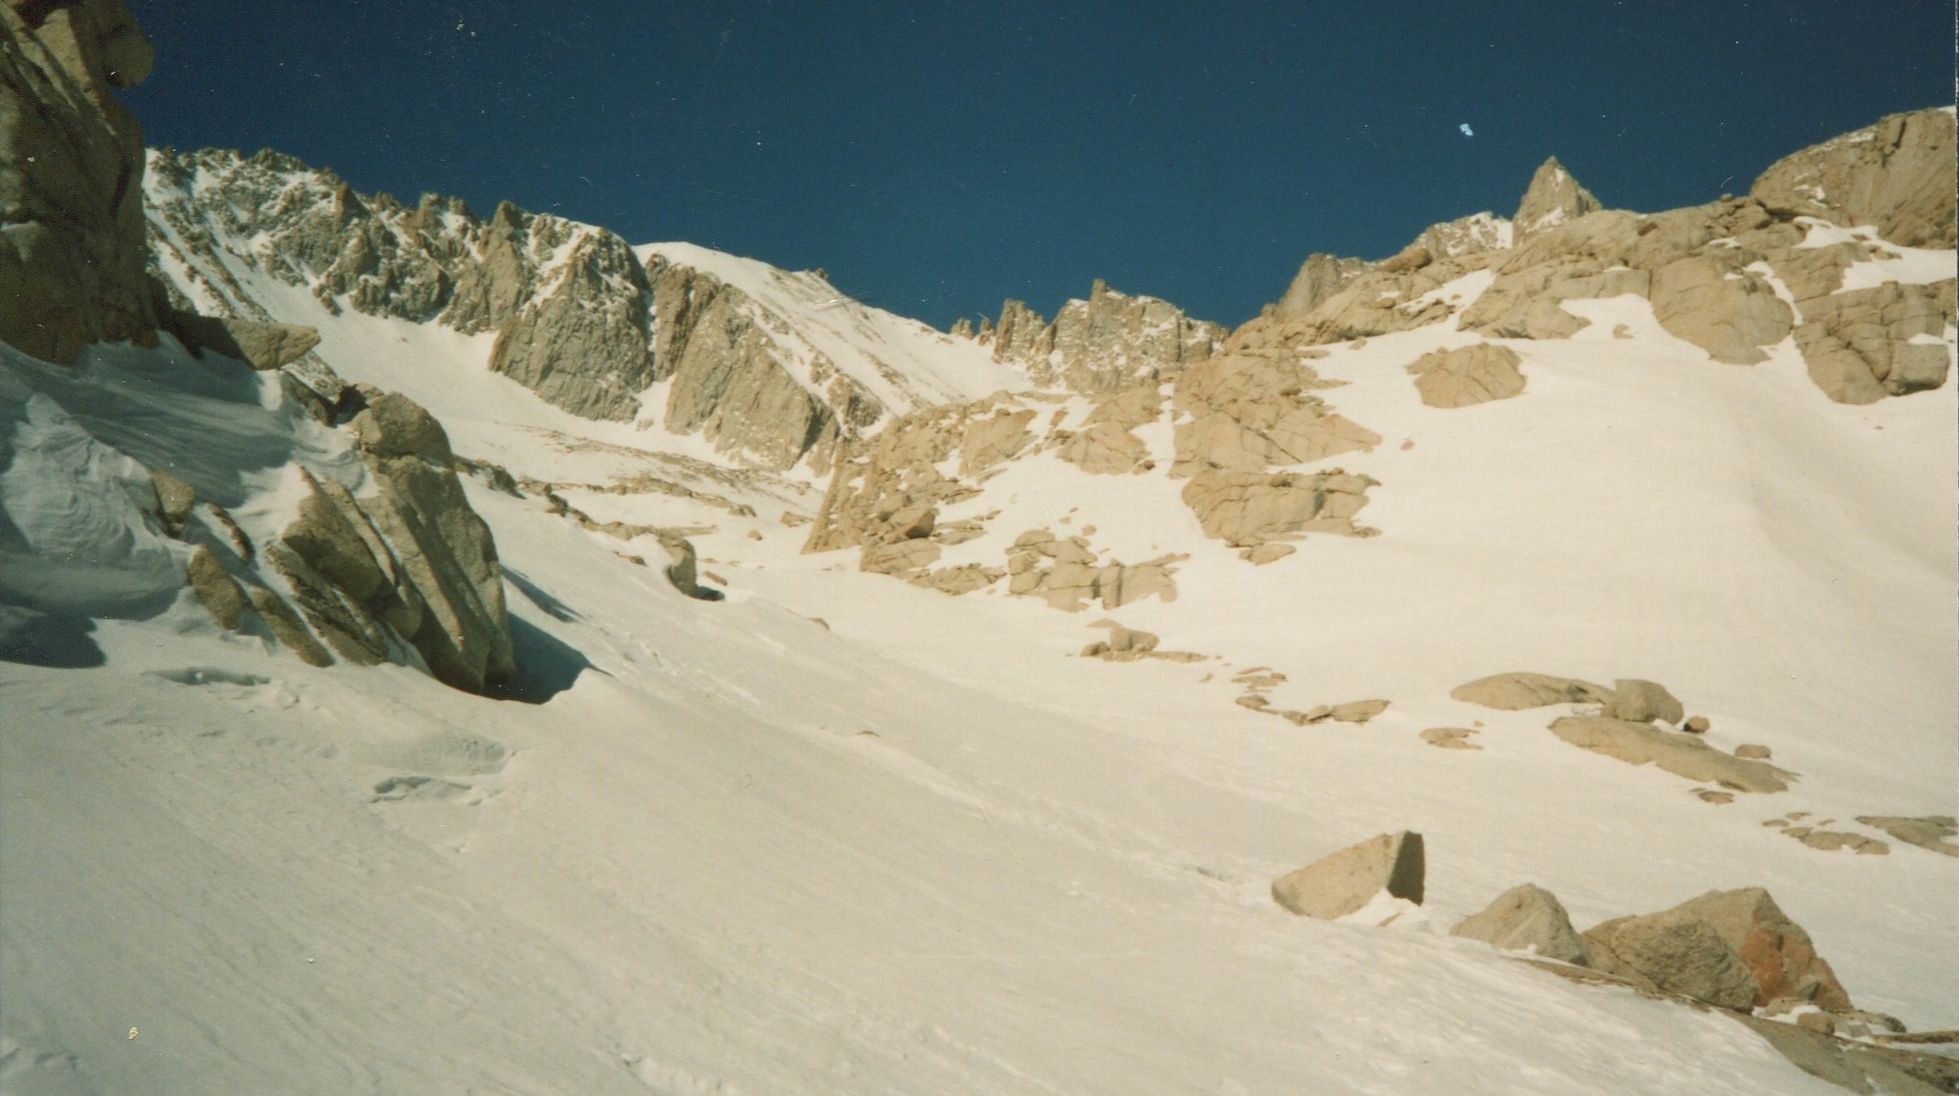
left=1452, top=884, right=1591, bottom=966
left=1598, top=888, right=1854, bottom=1013
left=1794, top=280, right=1955, bottom=404
left=1271, top=831, right=1425, bottom=920
left=1751, top=107, right=1958, bottom=249
left=1, top=0, right=158, bottom=361
left=1006, top=529, right=1182, bottom=612
left=1405, top=343, right=1527, bottom=408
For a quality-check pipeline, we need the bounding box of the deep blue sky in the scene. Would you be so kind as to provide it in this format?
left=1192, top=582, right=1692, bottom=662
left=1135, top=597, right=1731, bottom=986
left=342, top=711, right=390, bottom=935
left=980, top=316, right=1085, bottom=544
left=124, top=1, right=1954, bottom=329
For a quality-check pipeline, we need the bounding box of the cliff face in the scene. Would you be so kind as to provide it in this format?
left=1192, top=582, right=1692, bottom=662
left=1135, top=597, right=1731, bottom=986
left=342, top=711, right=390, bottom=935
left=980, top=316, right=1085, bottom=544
left=0, top=0, right=157, bottom=361
left=145, top=151, right=1018, bottom=471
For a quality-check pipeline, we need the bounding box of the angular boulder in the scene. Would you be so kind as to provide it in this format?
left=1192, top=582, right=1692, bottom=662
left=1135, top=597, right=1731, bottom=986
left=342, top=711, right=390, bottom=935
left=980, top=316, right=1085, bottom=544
left=1271, top=831, right=1425, bottom=920
left=1581, top=912, right=1761, bottom=1011
left=1452, top=883, right=1591, bottom=966
left=1656, top=888, right=1852, bottom=1012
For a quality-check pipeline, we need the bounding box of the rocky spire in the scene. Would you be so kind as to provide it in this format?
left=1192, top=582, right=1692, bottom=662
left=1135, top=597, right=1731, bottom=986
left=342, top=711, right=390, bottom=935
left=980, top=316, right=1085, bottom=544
left=1512, top=156, right=1602, bottom=242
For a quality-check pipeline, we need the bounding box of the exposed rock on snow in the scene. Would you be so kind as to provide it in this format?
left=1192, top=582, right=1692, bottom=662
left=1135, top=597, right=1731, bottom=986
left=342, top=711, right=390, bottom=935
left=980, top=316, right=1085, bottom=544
left=1006, top=529, right=1182, bottom=612
left=1450, top=672, right=1613, bottom=710
left=1549, top=716, right=1793, bottom=793
left=1169, top=352, right=1379, bottom=475
left=1581, top=913, right=1764, bottom=1011
left=1419, top=727, right=1482, bottom=750
left=1179, top=468, right=1378, bottom=548
left=0, top=0, right=158, bottom=362
left=1585, top=888, right=1853, bottom=1013
left=261, top=386, right=515, bottom=692
left=1605, top=678, right=1685, bottom=725
left=1405, top=343, right=1527, bottom=408
left=1854, top=815, right=1958, bottom=857
left=1271, top=831, right=1426, bottom=920
left=1751, top=106, right=1958, bottom=249
left=1452, top=883, right=1591, bottom=966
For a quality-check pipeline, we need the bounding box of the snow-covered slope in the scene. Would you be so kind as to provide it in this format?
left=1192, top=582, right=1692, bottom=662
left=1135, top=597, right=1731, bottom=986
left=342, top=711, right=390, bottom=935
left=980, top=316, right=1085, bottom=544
left=7, top=33, right=1959, bottom=1089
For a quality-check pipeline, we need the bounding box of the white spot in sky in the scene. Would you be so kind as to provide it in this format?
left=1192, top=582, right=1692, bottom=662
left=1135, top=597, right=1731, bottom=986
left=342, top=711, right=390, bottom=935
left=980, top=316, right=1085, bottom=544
left=1459, top=123, right=1474, bottom=138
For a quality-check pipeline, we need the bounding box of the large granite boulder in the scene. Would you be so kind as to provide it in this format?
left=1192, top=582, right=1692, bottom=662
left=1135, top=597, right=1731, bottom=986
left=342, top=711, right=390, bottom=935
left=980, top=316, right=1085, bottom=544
left=1583, top=888, right=1851, bottom=1013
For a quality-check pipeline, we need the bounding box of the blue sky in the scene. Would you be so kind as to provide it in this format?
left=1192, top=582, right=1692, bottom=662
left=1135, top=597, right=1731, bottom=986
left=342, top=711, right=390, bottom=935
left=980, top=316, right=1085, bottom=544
left=126, top=1, right=1954, bottom=328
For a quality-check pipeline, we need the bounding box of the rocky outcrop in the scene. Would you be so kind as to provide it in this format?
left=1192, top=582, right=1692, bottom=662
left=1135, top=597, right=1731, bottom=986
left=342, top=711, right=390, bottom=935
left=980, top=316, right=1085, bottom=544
left=254, top=387, right=514, bottom=692
left=1751, top=107, right=1957, bottom=249
left=1451, top=671, right=1613, bottom=709
left=1271, top=831, right=1425, bottom=920
left=1170, top=352, right=1379, bottom=475
left=1452, top=884, right=1591, bottom=966
left=1, top=0, right=158, bottom=361
left=1584, top=888, right=1852, bottom=1013
left=1513, top=157, right=1603, bottom=241
left=1006, top=529, right=1183, bottom=612
left=1794, top=279, right=1955, bottom=404
left=1180, top=468, right=1377, bottom=548
left=1549, top=716, right=1793, bottom=793
left=1405, top=343, right=1527, bottom=408
left=973, top=280, right=1225, bottom=393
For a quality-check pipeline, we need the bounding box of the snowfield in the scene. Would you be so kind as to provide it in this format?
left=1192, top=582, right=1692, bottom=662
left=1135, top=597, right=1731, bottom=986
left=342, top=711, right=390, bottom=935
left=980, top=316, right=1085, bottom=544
left=3, top=262, right=1955, bottom=1093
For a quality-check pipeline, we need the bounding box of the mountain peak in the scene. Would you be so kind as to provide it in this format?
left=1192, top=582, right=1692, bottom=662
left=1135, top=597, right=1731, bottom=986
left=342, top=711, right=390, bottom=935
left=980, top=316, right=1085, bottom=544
left=1513, top=156, right=1602, bottom=241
